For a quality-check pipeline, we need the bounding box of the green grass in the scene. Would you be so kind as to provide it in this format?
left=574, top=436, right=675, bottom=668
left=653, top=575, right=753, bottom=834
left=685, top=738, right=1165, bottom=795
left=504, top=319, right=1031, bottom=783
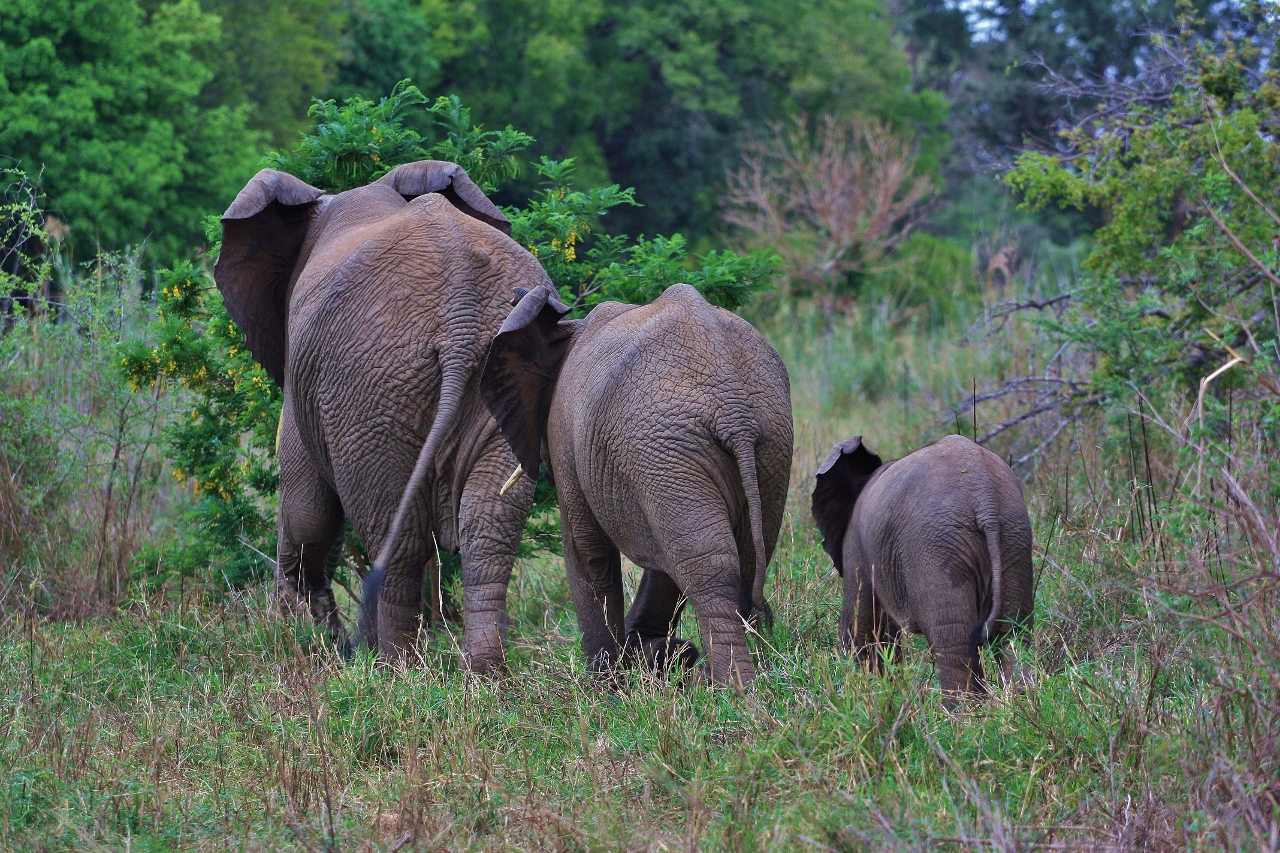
left=2, top=296, right=1276, bottom=851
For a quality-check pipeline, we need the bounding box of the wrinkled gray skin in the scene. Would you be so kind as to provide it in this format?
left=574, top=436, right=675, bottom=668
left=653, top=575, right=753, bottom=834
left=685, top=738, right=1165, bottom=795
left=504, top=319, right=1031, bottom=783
left=214, top=161, right=551, bottom=669
left=480, top=284, right=793, bottom=685
left=811, top=435, right=1034, bottom=703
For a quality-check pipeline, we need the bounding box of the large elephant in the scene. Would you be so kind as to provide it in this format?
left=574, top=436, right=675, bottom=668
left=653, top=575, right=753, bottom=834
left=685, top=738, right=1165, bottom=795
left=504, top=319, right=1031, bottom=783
left=214, top=161, right=550, bottom=669
left=811, top=434, right=1034, bottom=703
left=479, top=284, right=793, bottom=685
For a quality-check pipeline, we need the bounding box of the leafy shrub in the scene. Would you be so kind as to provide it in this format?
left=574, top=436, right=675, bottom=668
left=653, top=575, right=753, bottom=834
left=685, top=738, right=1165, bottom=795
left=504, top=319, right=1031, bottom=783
left=862, top=232, right=978, bottom=326
left=1005, top=16, right=1280, bottom=420
left=266, top=85, right=533, bottom=194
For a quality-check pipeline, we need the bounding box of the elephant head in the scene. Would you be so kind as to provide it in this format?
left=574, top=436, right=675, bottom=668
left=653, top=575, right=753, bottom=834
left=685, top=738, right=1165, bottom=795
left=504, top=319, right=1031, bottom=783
left=215, top=161, right=510, bottom=386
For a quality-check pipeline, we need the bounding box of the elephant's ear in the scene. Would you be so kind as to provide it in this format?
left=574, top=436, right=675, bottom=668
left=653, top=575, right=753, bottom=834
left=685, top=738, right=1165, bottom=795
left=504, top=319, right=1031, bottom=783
left=811, top=437, right=884, bottom=576
left=376, top=160, right=511, bottom=236
left=214, top=169, right=325, bottom=386
left=480, top=285, right=575, bottom=474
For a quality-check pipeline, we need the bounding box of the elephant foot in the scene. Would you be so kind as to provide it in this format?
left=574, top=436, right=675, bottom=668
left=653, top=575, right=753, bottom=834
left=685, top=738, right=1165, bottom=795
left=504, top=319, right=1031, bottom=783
left=689, top=655, right=756, bottom=689
left=461, top=617, right=507, bottom=674
left=372, top=600, right=426, bottom=665
left=623, top=632, right=700, bottom=672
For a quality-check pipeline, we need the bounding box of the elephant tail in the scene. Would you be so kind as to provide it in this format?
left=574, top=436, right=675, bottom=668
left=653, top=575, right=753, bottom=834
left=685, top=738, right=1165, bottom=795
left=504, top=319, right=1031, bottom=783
left=360, top=359, right=469, bottom=648
left=728, top=434, right=773, bottom=632
left=971, top=521, right=1004, bottom=650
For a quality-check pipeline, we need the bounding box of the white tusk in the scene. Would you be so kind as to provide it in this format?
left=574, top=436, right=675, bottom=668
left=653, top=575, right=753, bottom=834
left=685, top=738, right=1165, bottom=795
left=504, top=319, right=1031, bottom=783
left=499, top=464, right=525, bottom=496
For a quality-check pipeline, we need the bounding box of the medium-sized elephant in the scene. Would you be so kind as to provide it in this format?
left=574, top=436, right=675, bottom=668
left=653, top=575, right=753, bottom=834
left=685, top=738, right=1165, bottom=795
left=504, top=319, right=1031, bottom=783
left=480, top=284, right=793, bottom=686
left=811, top=434, right=1034, bottom=703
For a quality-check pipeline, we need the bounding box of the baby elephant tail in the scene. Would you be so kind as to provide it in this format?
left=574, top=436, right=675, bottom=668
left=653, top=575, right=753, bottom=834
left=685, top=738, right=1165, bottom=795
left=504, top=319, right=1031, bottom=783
left=970, top=521, right=1004, bottom=651
left=728, top=436, right=773, bottom=632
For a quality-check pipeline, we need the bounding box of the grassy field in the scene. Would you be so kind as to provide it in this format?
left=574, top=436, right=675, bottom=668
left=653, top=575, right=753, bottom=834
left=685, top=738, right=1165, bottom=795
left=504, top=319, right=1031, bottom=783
left=2, top=292, right=1277, bottom=851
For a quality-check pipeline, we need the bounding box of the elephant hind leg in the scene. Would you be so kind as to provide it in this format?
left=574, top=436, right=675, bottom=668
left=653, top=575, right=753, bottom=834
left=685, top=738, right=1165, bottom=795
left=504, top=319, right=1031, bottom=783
left=639, top=486, right=755, bottom=686
left=456, top=441, right=535, bottom=674
left=278, top=415, right=347, bottom=643
left=930, top=616, right=987, bottom=708
left=685, top=563, right=755, bottom=687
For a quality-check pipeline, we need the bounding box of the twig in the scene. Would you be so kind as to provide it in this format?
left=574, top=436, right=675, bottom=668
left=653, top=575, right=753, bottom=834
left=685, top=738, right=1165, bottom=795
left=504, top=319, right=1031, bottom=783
left=1209, top=129, right=1280, bottom=230
left=977, top=394, right=1105, bottom=445
left=1199, top=197, right=1280, bottom=290
left=963, top=293, right=1071, bottom=343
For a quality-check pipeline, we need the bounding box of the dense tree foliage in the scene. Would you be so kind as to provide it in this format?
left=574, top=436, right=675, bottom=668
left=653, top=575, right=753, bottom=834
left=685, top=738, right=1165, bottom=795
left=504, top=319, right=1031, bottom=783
left=198, top=0, right=344, bottom=145
left=1007, top=10, right=1280, bottom=471
left=2, top=0, right=949, bottom=256
left=431, top=0, right=949, bottom=242
left=2, top=0, right=1241, bottom=263
left=0, top=0, right=258, bottom=258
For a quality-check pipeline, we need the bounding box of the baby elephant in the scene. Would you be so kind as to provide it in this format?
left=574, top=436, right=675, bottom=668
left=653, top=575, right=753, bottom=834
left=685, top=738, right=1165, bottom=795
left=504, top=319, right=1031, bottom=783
left=481, top=284, right=793, bottom=686
left=811, top=434, right=1033, bottom=703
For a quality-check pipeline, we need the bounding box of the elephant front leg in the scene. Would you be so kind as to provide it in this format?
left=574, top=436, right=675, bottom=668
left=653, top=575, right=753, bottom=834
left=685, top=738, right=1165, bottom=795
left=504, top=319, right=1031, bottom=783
left=277, top=410, right=347, bottom=643
left=456, top=444, right=536, bottom=673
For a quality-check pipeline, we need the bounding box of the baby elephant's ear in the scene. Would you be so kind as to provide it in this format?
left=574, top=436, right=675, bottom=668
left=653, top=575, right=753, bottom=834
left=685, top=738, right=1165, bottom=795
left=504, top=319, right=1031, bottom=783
left=481, top=286, right=575, bottom=475
left=811, top=437, right=883, bottom=575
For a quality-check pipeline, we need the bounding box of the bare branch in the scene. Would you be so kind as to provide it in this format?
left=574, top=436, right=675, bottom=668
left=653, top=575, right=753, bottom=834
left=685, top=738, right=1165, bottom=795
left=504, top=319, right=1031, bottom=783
left=723, top=116, right=934, bottom=309
left=963, top=293, right=1071, bottom=342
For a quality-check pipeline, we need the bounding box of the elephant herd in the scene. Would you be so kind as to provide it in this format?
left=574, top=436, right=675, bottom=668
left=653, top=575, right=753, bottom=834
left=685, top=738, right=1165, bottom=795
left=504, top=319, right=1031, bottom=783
left=214, top=161, right=1034, bottom=704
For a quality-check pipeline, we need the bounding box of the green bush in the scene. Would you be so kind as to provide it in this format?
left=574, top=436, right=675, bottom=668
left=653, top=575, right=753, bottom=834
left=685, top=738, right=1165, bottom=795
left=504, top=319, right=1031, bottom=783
left=1005, top=16, right=1280, bottom=418
left=864, top=232, right=978, bottom=326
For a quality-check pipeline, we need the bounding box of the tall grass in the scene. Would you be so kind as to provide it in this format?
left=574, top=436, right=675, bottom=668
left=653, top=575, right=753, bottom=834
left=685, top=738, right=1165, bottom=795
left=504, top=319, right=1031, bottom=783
left=0, top=252, right=189, bottom=617
left=1, top=265, right=1277, bottom=850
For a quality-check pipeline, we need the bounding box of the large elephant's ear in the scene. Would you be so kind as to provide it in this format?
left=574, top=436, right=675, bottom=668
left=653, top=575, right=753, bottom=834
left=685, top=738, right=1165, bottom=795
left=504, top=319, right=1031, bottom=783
left=376, top=160, right=510, bottom=236
left=214, top=169, right=325, bottom=386
left=480, top=285, right=576, bottom=474
left=811, top=437, right=884, bottom=576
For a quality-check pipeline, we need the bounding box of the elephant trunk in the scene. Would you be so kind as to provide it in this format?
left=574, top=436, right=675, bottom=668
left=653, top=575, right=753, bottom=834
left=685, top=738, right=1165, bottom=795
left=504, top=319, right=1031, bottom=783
left=356, top=360, right=469, bottom=652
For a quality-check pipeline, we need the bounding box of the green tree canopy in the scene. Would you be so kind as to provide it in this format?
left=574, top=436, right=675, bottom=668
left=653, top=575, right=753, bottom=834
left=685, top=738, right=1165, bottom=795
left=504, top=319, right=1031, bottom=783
left=0, top=0, right=260, bottom=259
left=197, top=0, right=345, bottom=146
left=356, top=0, right=949, bottom=244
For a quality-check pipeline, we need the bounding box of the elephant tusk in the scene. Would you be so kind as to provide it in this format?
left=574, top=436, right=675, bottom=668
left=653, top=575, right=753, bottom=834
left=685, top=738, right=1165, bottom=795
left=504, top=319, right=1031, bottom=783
left=499, top=464, right=525, bottom=496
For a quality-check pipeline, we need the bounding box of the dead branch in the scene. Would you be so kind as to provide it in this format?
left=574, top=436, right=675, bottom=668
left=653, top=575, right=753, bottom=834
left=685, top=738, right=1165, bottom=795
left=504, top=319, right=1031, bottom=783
left=723, top=116, right=934, bottom=309
left=963, top=293, right=1071, bottom=343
